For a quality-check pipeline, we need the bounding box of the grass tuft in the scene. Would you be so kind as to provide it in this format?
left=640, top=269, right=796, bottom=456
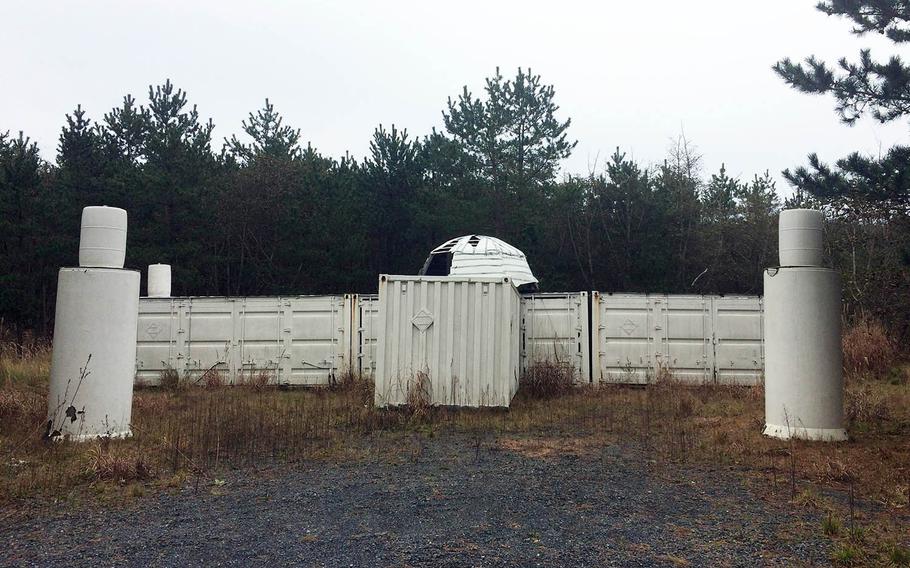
left=822, top=513, right=841, bottom=536
left=518, top=361, right=575, bottom=399
left=405, top=370, right=431, bottom=419
left=85, top=442, right=153, bottom=482
left=832, top=543, right=861, bottom=566
left=889, top=545, right=910, bottom=567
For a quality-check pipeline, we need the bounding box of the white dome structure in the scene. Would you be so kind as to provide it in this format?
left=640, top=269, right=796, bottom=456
left=419, top=235, right=539, bottom=290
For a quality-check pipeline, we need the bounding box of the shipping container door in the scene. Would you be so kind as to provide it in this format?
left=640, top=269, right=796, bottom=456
left=284, top=296, right=346, bottom=385
left=712, top=296, right=764, bottom=385
left=185, top=298, right=234, bottom=380
left=657, top=295, right=713, bottom=384
left=236, top=298, right=283, bottom=384
left=595, top=293, right=651, bottom=384
left=356, top=294, right=380, bottom=379
left=135, top=298, right=180, bottom=385
left=520, top=293, right=590, bottom=383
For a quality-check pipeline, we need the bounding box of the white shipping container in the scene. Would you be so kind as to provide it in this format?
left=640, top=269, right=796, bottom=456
left=374, top=275, right=521, bottom=408
left=592, top=292, right=763, bottom=385
left=136, top=295, right=353, bottom=385
left=136, top=297, right=184, bottom=384
left=713, top=296, right=764, bottom=385
left=520, top=293, right=590, bottom=383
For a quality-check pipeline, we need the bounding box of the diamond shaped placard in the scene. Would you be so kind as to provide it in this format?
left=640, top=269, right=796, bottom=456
left=411, top=309, right=434, bottom=331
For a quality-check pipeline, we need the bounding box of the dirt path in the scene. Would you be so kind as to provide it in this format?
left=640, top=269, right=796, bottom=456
left=2, top=434, right=829, bottom=567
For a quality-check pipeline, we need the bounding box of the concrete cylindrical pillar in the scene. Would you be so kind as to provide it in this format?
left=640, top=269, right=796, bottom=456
left=763, top=266, right=847, bottom=441
left=147, top=264, right=172, bottom=298
left=79, top=206, right=127, bottom=269
left=779, top=208, right=824, bottom=267
left=47, top=267, right=140, bottom=441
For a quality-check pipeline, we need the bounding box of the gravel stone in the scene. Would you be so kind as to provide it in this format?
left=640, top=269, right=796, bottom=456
left=2, top=434, right=830, bottom=567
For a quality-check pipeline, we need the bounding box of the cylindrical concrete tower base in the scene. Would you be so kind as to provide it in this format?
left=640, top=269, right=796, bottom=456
left=47, top=267, right=140, bottom=441
left=763, top=267, right=847, bottom=441
left=147, top=263, right=172, bottom=297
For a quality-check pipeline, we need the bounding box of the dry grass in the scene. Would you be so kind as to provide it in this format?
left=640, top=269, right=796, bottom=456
left=158, top=368, right=182, bottom=391
left=518, top=361, right=576, bottom=399
left=403, top=370, right=431, bottom=419
left=85, top=440, right=153, bottom=482
left=0, top=343, right=907, bottom=562
left=238, top=369, right=274, bottom=390
left=843, top=317, right=898, bottom=380
left=0, top=347, right=49, bottom=426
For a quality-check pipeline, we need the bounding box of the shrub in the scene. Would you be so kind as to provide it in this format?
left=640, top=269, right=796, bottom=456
left=159, top=368, right=182, bottom=391
left=845, top=383, right=892, bottom=425
left=519, top=361, right=576, bottom=399
left=85, top=443, right=153, bottom=482
left=842, top=317, right=897, bottom=380
left=201, top=368, right=225, bottom=388
left=405, top=371, right=431, bottom=417
left=0, top=385, right=44, bottom=423
left=240, top=369, right=273, bottom=390
left=331, top=369, right=373, bottom=404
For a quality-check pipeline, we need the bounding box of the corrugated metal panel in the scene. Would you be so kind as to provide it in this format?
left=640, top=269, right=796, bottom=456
left=654, top=295, right=713, bottom=384
left=185, top=298, right=234, bottom=377
left=354, top=294, right=380, bottom=378
left=713, top=295, right=764, bottom=385
left=593, top=293, right=652, bottom=384
left=136, top=296, right=350, bottom=385
left=284, top=295, right=351, bottom=385
left=520, top=292, right=590, bottom=383
left=136, top=298, right=183, bottom=384
left=234, top=297, right=283, bottom=379
left=374, top=276, right=521, bottom=408
left=593, top=293, right=763, bottom=385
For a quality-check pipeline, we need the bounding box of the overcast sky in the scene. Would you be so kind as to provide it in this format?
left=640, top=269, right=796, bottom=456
left=2, top=0, right=908, bottom=196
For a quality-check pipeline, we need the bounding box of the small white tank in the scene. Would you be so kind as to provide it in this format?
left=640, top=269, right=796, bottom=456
left=763, top=266, right=847, bottom=441
left=79, top=206, right=127, bottom=268
left=147, top=264, right=172, bottom=297
left=779, top=208, right=824, bottom=267
left=47, top=267, right=140, bottom=441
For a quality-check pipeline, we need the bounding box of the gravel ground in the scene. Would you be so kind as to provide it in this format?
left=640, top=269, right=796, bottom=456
left=2, top=433, right=830, bottom=567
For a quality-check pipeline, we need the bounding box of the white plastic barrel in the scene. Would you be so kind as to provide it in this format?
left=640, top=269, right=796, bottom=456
left=763, top=267, right=846, bottom=441
left=779, top=208, right=824, bottom=267
left=47, top=267, right=140, bottom=441
left=79, top=206, right=127, bottom=268
left=147, top=264, right=172, bottom=298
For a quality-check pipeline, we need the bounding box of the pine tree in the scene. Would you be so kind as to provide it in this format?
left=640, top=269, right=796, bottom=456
left=0, top=132, right=54, bottom=333
left=102, top=94, right=149, bottom=163
left=363, top=125, right=424, bottom=272
left=774, top=1, right=910, bottom=125
left=775, top=1, right=910, bottom=205
left=442, top=68, right=576, bottom=195
left=702, top=164, right=739, bottom=222
left=225, top=99, right=302, bottom=163
left=775, top=4, right=910, bottom=335
left=57, top=105, right=108, bottom=211
left=783, top=147, right=910, bottom=207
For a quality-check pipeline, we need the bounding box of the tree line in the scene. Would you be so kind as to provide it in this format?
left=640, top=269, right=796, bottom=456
left=1, top=63, right=908, bottom=341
